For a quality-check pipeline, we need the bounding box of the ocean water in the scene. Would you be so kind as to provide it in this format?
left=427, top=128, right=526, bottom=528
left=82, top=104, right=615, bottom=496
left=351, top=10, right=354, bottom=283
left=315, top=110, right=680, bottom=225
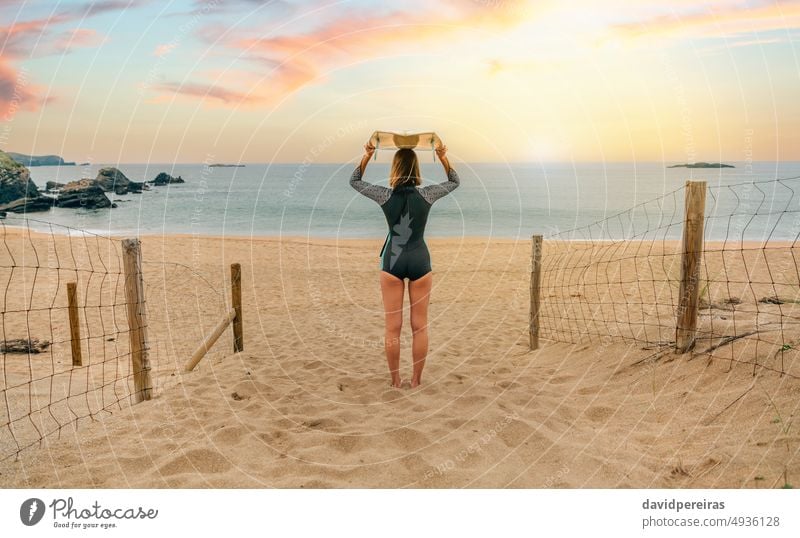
left=13, top=161, right=800, bottom=241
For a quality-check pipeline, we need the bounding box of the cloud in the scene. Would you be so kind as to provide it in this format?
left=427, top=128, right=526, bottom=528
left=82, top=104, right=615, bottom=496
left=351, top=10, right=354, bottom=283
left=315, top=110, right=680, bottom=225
left=153, top=43, right=177, bottom=57
left=164, top=0, right=293, bottom=19
left=0, top=60, right=45, bottom=117
left=152, top=80, right=265, bottom=106
left=46, top=27, right=106, bottom=55
left=611, top=0, right=800, bottom=42
left=80, top=0, right=148, bottom=17
left=1, top=15, right=73, bottom=57
left=2, top=20, right=105, bottom=58
left=169, top=1, right=532, bottom=107
left=697, top=35, right=790, bottom=55
left=0, top=0, right=147, bottom=113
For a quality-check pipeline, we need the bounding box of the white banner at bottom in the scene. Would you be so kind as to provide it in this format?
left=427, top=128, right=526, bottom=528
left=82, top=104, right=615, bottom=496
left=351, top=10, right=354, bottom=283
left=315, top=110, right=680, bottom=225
left=2, top=489, right=798, bottom=537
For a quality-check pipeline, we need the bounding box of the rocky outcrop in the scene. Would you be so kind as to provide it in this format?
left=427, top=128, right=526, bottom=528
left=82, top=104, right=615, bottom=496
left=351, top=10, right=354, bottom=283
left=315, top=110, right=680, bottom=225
left=94, top=167, right=143, bottom=194
left=6, top=152, right=75, bottom=166
left=94, top=167, right=130, bottom=191
left=0, top=150, right=53, bottom=213
left=45, top=180, right=66, bottom=192
left=149, top=172, right=185, bottom=186
left=1, top=150, right=42, bottom=204
left=0, top=150, right=120, bottom=214
left=55, top=179, right=112, bottom=209
left=0, top=196, right=54, bottom=213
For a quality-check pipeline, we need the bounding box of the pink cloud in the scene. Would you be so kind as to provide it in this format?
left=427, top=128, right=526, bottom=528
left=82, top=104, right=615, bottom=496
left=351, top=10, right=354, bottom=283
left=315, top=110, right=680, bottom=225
left=0, top=1, right=146, bottom=113
left=0, top=60, right=45, bottom=116
left=152, top=81, right=265, bottom=106
left=612, top=0, right=800, bottom=41
left=153, top=43, right=177, bottom=57
left=47, top=28, right=106, bottom=55
left=171, top=2, right=532, bottom=107
left=1, top=14, right=74, bottom=57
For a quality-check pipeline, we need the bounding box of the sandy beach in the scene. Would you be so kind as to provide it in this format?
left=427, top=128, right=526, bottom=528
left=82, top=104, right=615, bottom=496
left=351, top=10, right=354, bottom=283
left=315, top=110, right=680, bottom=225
left=1, top=231, right=799, bottom=488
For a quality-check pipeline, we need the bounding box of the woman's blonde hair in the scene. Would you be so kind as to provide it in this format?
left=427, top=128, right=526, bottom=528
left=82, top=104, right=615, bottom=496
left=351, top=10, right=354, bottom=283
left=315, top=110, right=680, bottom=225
left=389, top=148, right=421, bottom=189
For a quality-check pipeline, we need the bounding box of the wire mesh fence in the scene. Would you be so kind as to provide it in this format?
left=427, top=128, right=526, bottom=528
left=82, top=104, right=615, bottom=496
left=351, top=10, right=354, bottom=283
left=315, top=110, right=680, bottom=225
left=538, top=176, right=800, bottom=379
left=0, top=217, right=232, bottom=461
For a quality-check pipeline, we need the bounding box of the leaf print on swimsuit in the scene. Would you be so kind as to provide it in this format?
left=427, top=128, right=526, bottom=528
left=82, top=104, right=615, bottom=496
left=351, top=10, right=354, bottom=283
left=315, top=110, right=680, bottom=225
left=389, top=211, right=413, bottom=270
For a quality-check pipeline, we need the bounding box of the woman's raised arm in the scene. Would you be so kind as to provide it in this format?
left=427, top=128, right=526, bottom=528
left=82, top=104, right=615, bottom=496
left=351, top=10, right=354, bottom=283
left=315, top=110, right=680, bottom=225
left=420, top=145, right=459, bottom=204
left=358, top=141, right=375, bottom=175
left=350, top=142, right=391, bottom=205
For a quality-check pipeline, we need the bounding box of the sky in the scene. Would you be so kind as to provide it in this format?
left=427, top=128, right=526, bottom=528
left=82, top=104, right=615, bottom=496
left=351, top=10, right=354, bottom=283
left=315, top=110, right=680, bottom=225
left=0, top=0, right=799, bottom=163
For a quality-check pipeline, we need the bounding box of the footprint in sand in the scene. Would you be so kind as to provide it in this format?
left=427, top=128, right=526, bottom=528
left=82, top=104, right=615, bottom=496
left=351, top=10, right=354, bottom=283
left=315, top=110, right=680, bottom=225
left=548, top=375, right=576, bottom=385
left=327, top=435, right=366, bottom=453
left=446, top=418, right=468, bottom=429
left=584, top=405, right=614, bottom=422
left=385, top=427, right=430, bottom=451
left=301, top=418, right=341, bottom=430
left=212, top=425, right=249, bottom=445
left=496, top=380, right=522, bottom=390
left=116, top=455, right=153, bottom=474
left=158, top=448, right=232, bottom=476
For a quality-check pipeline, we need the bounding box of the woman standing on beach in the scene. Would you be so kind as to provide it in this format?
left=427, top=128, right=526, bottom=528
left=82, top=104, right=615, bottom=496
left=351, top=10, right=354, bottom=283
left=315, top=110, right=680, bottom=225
left=350, top=142, right=460, bottom=388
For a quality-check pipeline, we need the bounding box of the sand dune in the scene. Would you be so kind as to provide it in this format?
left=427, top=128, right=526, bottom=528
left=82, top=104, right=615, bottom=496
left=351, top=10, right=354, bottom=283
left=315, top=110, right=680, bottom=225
left=1, top=233, right=799, bottom=488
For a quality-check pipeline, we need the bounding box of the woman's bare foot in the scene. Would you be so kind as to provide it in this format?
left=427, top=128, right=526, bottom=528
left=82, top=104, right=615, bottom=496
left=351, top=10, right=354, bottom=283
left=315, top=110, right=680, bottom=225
left=390, top=375, right=402, bottom=388
left=410, top=377, right=421, bottom=388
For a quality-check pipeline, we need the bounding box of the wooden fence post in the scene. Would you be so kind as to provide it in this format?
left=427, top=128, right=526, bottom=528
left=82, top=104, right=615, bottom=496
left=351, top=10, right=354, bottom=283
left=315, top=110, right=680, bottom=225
left=122, top=238, right=152, bottom=402
left=66, top=281, right=82, bottom=366
left=530, top=234, right=543, bottom=350
left=675, top=180, right=707, bottom=353
left=231, top=263, right=243, bottom=353
left=184, top=308, right=237, bottom=372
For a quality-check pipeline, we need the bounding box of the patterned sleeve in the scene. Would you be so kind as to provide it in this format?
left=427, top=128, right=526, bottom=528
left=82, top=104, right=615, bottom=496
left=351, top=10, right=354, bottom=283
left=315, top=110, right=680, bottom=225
left=419, top=167, right=460, bottom=205
left=349, top=166, right=391, bottom=205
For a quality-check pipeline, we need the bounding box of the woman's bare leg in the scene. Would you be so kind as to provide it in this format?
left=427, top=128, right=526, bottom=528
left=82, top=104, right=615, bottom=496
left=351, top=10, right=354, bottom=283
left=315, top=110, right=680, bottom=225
left=408, top=273, right=432, bottom=388
left=380, top=271, right=405, bottom=388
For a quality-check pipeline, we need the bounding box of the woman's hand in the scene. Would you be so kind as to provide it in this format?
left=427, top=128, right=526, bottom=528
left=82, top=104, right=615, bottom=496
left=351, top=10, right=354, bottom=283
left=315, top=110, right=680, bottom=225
left=359, top=141, right=375, bottom=175
left=436, top=144, right=451, bottom=174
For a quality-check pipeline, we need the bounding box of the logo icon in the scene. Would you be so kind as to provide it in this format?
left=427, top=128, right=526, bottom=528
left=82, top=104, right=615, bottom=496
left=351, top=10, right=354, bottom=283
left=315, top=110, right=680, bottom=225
left=20, top=498, right=45, bottom=526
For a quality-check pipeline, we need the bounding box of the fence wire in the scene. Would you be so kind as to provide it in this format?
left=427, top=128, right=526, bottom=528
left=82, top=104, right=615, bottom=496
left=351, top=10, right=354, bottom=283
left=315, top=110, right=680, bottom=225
left=540, top=176, right=800, bottom=379
left=0, top=217, right=230, bottom=461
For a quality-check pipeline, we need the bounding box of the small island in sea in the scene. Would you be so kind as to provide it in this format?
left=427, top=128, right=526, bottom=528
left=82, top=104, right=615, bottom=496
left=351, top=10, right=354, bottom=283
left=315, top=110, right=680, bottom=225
left=208, top=163, right=245, bottom=168
left=668, top=162, right=735, bottom=168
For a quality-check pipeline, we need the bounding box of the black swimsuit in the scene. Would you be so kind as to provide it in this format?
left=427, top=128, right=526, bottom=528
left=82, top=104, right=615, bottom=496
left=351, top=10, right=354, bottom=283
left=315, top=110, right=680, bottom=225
left=350, top=166, right=460, bottom=281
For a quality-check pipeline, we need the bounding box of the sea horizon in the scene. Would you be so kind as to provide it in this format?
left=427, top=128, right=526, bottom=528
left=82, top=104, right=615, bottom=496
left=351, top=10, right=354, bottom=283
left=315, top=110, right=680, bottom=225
left=7, top=160, right=800, bottom=241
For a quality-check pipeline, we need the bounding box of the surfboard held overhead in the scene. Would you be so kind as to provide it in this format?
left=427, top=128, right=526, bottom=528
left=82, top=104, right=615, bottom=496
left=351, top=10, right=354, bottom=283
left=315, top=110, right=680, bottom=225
left=368, top=130, right=443, bottom=161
